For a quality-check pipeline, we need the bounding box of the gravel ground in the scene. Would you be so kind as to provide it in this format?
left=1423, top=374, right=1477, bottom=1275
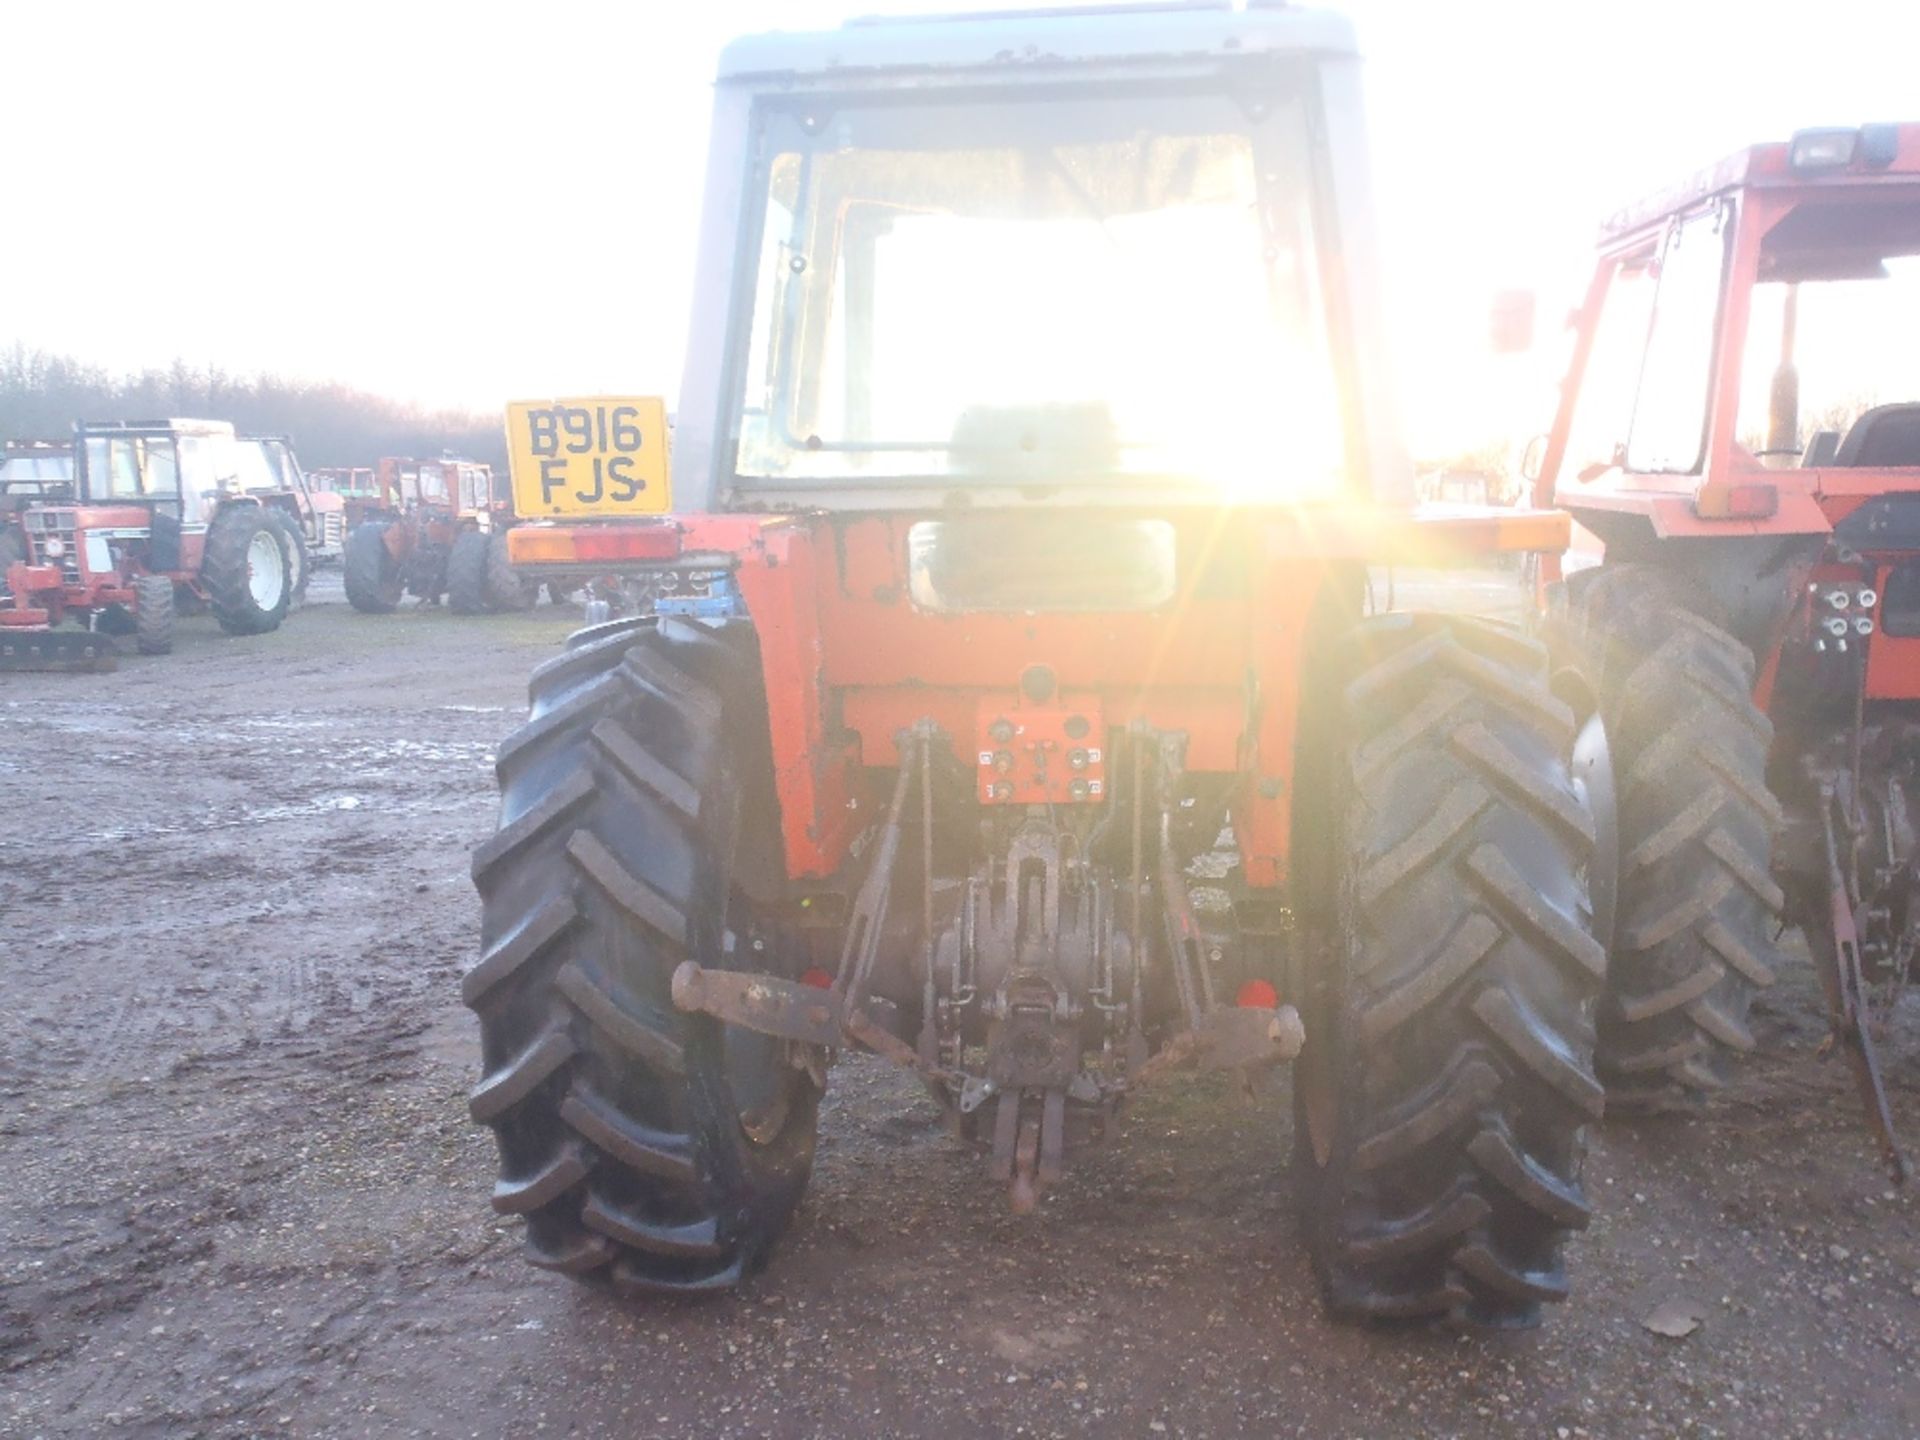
left=1, top=570, right=1917, bottom=1439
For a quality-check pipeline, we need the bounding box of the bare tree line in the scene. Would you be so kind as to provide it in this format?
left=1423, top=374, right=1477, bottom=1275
left=0, top=346, right=507, bottom=469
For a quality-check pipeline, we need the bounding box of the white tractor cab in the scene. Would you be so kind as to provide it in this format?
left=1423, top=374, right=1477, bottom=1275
left=670, top=2, right=1409, bottom=515
left=240, top=433, right=344, bottom=586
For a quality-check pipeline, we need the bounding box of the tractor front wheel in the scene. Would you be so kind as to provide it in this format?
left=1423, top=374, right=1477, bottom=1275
left=344, top=522, right=403, bottom=614
left=466, top=616, right=818, bottom=1293
left=203, top=505, right=292, bottom=635
left=133, top=575, right=175, bottom=655
left=483, top=531, right=540, bottom=613
left=1297, top=616, right=1606, bottom=1327
left=1551, top=565, right=1781, bottom=1108
left=447, top=530, right=490, bottom=615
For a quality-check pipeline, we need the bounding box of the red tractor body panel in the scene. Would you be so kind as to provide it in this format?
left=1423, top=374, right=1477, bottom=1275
left=1537, top=122, right=1920, bottom=706
left=515, top=505, right=1569, bottom=884
left=2, top=503, right=164, bottom=625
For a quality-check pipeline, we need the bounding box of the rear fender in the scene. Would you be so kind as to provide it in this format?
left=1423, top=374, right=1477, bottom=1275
left=1566, top=533, right=1819, bottom=666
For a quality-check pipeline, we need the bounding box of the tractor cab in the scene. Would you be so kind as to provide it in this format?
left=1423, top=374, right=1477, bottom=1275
left=676, top=6, right=1407, bottom=515
left=377, top=456, right=502, bottom=525
left=1535, top=122, right=1920, bottom=564
left=0, top=439, right=74, bottom=504
left=70, top=419, right=246, bottom=570
left=307, top=466, right=382, bottom=531
left=241, top=434, right=344, bottom=563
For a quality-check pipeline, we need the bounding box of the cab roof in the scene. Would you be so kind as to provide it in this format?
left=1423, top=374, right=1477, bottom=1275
left=1600, top=122, right=1920, bottom=247
left=716, top=2, right=1357, bottom=83
left=75, top=418, right=236, bottom=438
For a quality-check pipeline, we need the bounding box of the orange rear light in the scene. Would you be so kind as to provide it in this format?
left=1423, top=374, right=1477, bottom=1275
left=1235, top=979, right=1279, bottom=1009
left=1693, top=482, right=1778, bottom=520
left=507, top=523, right=683, bottom=566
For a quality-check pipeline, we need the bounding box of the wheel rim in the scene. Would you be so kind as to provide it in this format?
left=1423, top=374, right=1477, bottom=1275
left=724, top=926, right=813, bottom=1148
left=247, top=529, right=286, bottom=609
left=727, top=1010, right=800, bottom=1146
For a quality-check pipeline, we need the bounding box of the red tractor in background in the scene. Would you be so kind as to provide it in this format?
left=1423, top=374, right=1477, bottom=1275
left=0, top=440, right=74, bottom=579
left=306, top=466, right=382, bottom=531
left=1, top=418, right=300, bottom=665
left=342, top=455, right=541, bottom=615
left=1532, top=122, right=1920, bottom=1181
left=0, top=441, right=72, bottom=626
left=465, top=6, right=1611, bottom=1328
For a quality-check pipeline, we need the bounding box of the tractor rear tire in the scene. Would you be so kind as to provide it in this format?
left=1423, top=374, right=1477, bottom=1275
left=203, top=505, right=292, bottom=636
left=265, top=507, right=310, bottom=605
left=483, top=531, right=539, bottom=613
left=466, top=616, right=818, bottom=1294
left=344, top=522, right=402, bottom=614
left=1552, top=565, right=1781, bottom=1108
left=1297, top=615, right=1605, bottom=1327
left=447, top=530, right=490, bottom=615
left=133, top=575, right=175, bottom=655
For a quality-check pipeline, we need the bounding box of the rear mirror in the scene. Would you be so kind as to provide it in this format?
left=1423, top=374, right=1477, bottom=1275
left=1489, top=288, right=1537, bottom=354
left=1520, top=434, right=1548, bottom=486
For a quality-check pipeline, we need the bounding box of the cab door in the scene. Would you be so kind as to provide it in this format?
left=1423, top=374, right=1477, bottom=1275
left=140, top=435, right=185, bottom=571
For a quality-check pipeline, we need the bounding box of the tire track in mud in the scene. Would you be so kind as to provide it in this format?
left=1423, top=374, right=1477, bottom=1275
left=0, top=700, right=501, bottom=1096
left=0, top=603, right=577, bottom=1431
left=0, top=857, right=460, bottom=1090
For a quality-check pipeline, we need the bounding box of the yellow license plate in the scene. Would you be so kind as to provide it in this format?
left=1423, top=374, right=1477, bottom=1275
left=504, top=396, right=670, bottom=518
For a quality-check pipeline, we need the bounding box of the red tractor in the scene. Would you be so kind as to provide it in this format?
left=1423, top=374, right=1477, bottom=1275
left=306, top=466, right=382, bottom=531
left=0, top=440, right=74, bottom=583
left=1, top=418, right=301, bottom=665
left=343, top=455, right=540, bottom=615
left=1531, top=123, right=1920, bottom=1181
left=464, top=6, right=1611, bottom=1327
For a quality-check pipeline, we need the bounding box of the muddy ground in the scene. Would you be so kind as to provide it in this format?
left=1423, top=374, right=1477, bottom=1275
left=1, top=572, right=1917, bottom=1439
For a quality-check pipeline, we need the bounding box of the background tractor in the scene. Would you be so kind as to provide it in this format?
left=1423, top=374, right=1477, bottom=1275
left=306, top=466, right=383, bottom=531
left=239, top=432, right=343, bottom=600
left=0, top=418, right=300, bottom=664
left=464, top=6, right=1609, bottom=1327
left=343, top=454, right=540, bottom=615
left=0, top=439, right=74, bottom=592
left=1531, top=122, right=1920, bottom=1181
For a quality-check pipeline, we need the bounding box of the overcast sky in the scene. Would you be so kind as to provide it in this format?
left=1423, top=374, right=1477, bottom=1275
left=5, top=0, right=1917, bottom=450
